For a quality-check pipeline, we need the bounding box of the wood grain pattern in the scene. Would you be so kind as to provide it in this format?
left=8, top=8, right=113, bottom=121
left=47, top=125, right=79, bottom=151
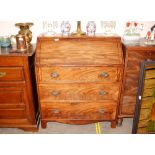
left=119, top=45, right=155, bottom=118
left=0, top=48, right=39, bottom=131
left=0, top=67, right=24, bottom=81
left=0, top=109, right=25, bottom=119
left=35, top=36, right=123, bottom=128
left=40, top=102, right=117, bottom=120
left=0, top=87, right=23, bottom=104
left=135, top=62, right=155, bottom=133
left=38, top=83, right=120, bottom=102
left=0, top=57, right=24, bottom=66
left=40, top=40, right=118, bottom=50
left=37, top=66, right=121, bottom=83
left=145, top=69, right=155, bottom=79
left=36, top=52, right=121, bottom=66
left=36, top=37, right=123, bottom=66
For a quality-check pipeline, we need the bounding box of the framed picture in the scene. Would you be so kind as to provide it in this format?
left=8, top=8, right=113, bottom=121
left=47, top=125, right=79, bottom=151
left=132, top=61, right=155, bottom=134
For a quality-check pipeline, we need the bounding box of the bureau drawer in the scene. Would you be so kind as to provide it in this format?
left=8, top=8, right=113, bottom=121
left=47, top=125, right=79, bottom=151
left=0, top=67, right=24, bottom=81
left=37, top=66, right=122, bottom=83
left=41, top=102, right=117, bottom=120
left=0, top=87, right=23, bottom=105
left=39, top=83, right=120, bottom=102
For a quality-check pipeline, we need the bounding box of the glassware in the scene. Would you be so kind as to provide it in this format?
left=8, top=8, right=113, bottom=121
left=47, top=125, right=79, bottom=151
left=0, top=36, right=11, bottom=48
left=86, top=21, right=96, bottom=36
left=60, top=21, right=71, bottom=36
left=42, top=21, right=58, bottom=36
left=100, top=21, right=116, bottom=35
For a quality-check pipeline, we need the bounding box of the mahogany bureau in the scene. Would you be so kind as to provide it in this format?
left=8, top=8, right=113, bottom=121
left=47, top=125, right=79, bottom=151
left=35, top=36, right=124, bottom=128
left=0, top=47, right=39, bottom=131
left=119, top=41, right=155, bottom=124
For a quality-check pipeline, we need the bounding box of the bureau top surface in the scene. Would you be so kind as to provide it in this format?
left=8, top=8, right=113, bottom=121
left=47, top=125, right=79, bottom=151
left=123, top=39, right=155, bottom=51
left=36, top=36, right=123, bottom=66
left=0, top=45, right=35, bottom=57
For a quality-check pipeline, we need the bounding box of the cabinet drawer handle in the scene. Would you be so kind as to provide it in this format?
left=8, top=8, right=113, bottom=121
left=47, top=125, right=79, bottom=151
left=98, top=108, right=105, bottom=114
left=51, top=72, right=59, bottom=78
left=99, top=90, right=107, bottom=96
left=52, top=109, right=60, bottom=114
left=51, top=91, right=60, bottom=96
left=0, top=72, right=6, bottom=78
left=99, top=72, right=109, bottom=78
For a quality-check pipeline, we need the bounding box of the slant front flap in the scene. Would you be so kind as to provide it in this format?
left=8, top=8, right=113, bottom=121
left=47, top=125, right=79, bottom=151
left=36, top=37, right=123, bottom=66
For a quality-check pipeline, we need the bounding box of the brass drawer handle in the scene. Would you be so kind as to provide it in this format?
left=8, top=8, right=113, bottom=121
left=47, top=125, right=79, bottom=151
left=99, top=90, right=107, bottom=96
left=52, top=109, right=60, bottom=114
left=98, top=108, right=105, bottom=114
left=0, top=72, right=6, bottom=78
left=51, top=72, right=59, bottom=78
left=99, top=72, right=109, bottom=78
left=51, top=91, right=60, bottom=96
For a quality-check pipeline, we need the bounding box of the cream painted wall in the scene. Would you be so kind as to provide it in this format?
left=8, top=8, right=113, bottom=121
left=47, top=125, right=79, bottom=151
left=0, top=21, right=155, bottom=43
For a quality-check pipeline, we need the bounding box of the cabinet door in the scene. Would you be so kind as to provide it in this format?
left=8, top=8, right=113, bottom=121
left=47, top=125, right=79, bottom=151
left=0, top=86, right=32, bottom=121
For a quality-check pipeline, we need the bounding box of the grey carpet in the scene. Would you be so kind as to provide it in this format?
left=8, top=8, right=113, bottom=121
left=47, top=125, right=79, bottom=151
left=0, top=118, right=133, bottom=134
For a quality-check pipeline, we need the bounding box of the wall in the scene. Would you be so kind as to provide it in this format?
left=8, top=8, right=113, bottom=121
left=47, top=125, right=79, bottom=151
left=0, top=21, right=155, bottom=43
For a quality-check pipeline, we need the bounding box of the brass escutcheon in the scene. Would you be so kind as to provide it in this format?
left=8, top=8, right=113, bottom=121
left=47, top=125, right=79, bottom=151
left=0, top=72, right=6, bottom=78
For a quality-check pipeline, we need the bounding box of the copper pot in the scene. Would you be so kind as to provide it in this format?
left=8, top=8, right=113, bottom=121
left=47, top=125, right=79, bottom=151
left=16, top=34, right=26, bottom=51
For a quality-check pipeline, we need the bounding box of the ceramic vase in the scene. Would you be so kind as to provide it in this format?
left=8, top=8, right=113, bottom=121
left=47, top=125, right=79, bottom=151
left=61, top=21, right=71, bottom=36
left=86, top=21, right=96, bottom=36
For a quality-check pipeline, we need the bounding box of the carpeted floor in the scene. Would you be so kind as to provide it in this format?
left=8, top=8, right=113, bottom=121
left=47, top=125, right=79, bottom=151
left=0, top=118, right=133, bottom=134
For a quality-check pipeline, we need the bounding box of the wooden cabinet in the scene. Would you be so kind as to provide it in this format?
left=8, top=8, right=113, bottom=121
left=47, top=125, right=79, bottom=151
left=0, top=47, right=39, bottom=131
left=119, top=42, right=155, bottom=122
left=35, top=36, right=124, bottom=128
